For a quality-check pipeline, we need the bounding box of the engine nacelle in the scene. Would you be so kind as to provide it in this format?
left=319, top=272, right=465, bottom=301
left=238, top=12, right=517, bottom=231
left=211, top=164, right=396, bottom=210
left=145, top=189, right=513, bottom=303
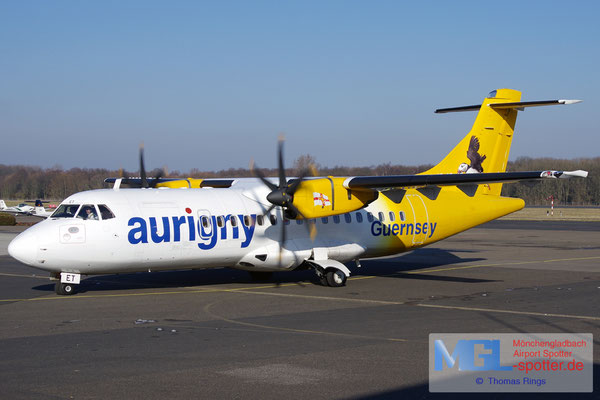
left=291, top=177, right=377, bottom=219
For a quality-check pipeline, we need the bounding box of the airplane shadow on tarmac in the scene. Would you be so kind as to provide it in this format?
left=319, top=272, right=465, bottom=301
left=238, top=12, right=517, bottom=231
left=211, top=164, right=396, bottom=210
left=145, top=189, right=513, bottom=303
left=31, top=247, right=492, bottom=294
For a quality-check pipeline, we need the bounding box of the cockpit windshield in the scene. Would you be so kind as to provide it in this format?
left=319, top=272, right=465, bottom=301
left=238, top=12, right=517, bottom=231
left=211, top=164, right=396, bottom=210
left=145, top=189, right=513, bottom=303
left=51, top=203, right=116, bottom=220
left=98, top=204, right=115, bottom=219
left=77, top=205, right=98, bottom=220
left=51, top=204, right=80, bottom=218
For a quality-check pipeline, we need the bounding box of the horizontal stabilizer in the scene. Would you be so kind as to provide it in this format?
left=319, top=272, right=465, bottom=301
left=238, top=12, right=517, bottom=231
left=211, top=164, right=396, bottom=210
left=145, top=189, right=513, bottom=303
left=435, top=99, right=582, bottom=113
left=490, top=99, right=582, bottom=110
left=554, top=170, right=588, bottom=179
left=434, top=104, right=481, bottom=113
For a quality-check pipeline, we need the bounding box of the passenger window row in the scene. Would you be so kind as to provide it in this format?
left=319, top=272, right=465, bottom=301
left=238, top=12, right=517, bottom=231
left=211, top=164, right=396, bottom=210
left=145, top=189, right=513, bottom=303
left=203, top=210, right=408, bottom=228
left=319, top=210, right=406, bottom=224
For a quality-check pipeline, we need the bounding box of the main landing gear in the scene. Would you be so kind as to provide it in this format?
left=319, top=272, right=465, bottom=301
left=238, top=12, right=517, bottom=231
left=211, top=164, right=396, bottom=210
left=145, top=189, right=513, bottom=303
left=319, top=269, right=347, bottom=287
left=305, top=259, right=351, bottom=287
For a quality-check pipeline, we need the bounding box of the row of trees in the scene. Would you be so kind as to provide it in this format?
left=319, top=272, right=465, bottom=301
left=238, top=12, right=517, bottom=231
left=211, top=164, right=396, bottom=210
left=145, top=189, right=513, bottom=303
left=1, top=157, right=598, bottom=205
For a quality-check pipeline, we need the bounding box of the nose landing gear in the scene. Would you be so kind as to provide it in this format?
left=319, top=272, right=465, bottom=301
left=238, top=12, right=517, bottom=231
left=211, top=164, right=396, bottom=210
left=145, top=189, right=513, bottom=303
left=55, top=282, right=77, bottom=295
left=53, top=272, right=81, bottom=295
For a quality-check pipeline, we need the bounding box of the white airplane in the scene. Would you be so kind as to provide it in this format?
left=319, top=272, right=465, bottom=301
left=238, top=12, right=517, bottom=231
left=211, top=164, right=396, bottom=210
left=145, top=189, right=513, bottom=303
left=0, top=200, right=33, bottom=215
left=7, top=89, right=587, bottom=295
left=0, top=199, right=52, bottom=218
left=28, top=200, right=54, bottom=218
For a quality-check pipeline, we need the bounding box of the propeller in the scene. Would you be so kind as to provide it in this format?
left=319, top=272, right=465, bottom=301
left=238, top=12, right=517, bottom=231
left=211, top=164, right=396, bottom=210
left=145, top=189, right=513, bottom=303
left=114, top=144, right=165, bottom=188
left=136, top=143, right=163, bottom=188
left=250, top=136, right=317, bottom=255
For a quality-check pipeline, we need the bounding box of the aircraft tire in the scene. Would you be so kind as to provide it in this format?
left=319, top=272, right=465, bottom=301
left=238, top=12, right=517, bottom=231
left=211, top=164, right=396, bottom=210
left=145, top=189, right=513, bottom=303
left=319, top=275, right=329, bottom=286
left=325, top=269, right=347, bottom=287
left=55, top=282, right=76, bottom=296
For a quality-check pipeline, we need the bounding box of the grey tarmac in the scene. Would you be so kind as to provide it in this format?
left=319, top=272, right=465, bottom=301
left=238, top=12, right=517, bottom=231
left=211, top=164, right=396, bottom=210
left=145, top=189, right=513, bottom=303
left=0, top=219, right=598, bottom=399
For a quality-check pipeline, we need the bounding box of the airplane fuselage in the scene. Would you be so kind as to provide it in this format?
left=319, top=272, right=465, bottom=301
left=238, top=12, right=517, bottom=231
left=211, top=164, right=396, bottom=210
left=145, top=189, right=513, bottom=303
left=8, top=178, right=524, bottom=278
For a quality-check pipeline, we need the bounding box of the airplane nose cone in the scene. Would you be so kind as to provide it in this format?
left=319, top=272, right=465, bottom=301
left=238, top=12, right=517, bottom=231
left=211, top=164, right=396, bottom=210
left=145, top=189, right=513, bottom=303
left=8, top=230, right=38, bottom=266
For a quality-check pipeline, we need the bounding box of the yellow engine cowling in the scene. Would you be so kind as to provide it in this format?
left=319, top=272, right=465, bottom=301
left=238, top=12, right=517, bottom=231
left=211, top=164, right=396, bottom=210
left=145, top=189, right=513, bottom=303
left=292, top=177, right=377, bottom=219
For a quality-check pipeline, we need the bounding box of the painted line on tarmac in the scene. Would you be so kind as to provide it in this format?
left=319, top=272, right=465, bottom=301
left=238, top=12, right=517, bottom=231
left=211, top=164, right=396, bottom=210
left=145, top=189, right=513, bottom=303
left=382, top=255, right=600, bottom=276
left=216, top=289, right=600, bottom=321
left=228, top=289, right=405, bottom=305
left=0, top=288, right=229, bottom=302
left=0, top=272, right=52, bottom=280
left=415, top=303, right=600, bottom=321
left=215, top=289, right=600, bottom=321
left=203, top=301, right=407, bottom=342
left=0, top=284, right=398, bottom=304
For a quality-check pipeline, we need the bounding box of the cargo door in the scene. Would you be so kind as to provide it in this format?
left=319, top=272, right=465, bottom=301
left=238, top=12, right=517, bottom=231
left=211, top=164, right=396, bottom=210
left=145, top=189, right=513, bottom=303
left=406, top=194, right=429, bottom=245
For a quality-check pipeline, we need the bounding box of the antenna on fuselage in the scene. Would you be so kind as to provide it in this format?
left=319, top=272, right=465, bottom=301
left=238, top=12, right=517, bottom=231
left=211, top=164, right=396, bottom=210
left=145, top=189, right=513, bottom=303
left=113, top=178, right=122, bottom=190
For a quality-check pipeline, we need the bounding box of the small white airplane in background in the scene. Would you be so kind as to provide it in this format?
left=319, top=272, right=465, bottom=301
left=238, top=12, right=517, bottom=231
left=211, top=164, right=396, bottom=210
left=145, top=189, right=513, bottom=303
left=0, top=200, right=34, bottom=215
left=7, top=89, right=587, bottom=295
left=0, top=200, right=53, bottom=218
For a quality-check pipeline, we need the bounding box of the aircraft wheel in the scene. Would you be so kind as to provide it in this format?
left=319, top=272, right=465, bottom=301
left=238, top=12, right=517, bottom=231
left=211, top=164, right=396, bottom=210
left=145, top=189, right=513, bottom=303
left=55, top=282, right=76, bottom=296
left=319, top=274, right=329, bottom=286
left=325, top=269, right=347, bottom=287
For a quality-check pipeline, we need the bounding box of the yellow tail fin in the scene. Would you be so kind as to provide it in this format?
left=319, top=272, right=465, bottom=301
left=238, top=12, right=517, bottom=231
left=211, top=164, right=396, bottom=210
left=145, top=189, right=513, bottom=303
left=423, top=89, right=522, bottom=195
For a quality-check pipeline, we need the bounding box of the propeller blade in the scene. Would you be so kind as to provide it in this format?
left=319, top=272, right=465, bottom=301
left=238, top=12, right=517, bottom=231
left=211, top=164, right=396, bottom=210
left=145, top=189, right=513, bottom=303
left=278, top=214, right=286, bottom=269
left=307, top=220, right=317, bottom=242
left=288, top=168, right=310, bottom=195
left=149, top=170, right=164, bottom=188
left=139, top=143, right=148, bottom=188
left=287, top=202, right=317, bottom=241
left=250, top=160, right=278, bottom=191
left=261, top=204, right=277, bottom=218
left=280, top=216, right=286, bottom=245
left=277, top=135, right=286, bottom=188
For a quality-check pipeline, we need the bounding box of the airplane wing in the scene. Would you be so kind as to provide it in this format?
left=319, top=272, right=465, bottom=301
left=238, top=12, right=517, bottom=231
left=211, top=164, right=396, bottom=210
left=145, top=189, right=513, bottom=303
left=342, top=170, right=588, bottom=191
left=0, top=209, right=32, bottom=216
left=104, top=177, right=234, bottom=188
left=28, top=212, right=51, bottom=219
left=0, top=203, right=33, bottom=216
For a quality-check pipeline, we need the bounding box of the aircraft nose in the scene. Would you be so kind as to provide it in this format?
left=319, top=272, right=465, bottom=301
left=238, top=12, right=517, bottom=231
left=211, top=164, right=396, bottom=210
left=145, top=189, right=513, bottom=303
left=8, top=230, right=38, bottom=266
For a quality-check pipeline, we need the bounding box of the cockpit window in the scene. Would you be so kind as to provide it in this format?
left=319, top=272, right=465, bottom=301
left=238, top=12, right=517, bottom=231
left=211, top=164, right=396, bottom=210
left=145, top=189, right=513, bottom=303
left=51, top=204, right=80, bottom=219
left=98, top=204, right=115, bottom=220
left=77, top=204, right=99, bottom=220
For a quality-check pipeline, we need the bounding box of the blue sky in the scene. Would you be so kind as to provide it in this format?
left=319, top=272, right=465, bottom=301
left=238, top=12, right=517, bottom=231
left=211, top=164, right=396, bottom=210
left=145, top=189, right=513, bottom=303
left=1, top=1, right=598, bottom=172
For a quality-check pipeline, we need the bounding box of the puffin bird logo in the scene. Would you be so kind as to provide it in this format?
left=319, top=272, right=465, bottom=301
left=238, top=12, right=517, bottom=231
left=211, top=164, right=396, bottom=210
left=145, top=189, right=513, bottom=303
left=458, top=136, right=486, bottom=173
